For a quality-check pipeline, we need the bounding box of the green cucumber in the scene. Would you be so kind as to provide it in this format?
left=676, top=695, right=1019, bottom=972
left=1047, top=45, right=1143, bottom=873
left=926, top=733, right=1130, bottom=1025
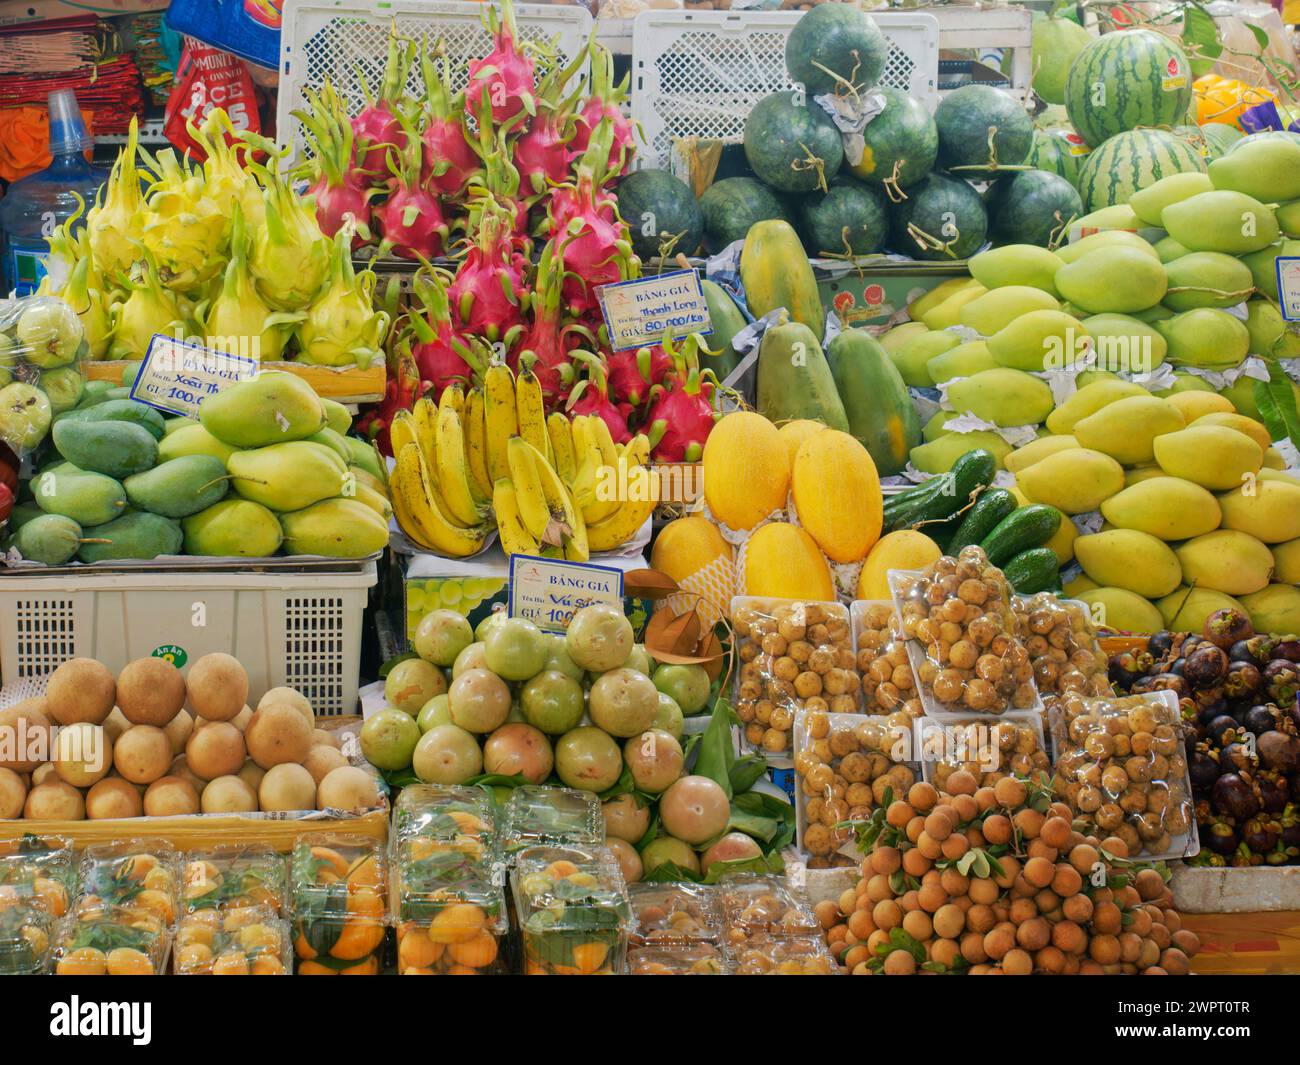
left=945, top=488, right=1018, bottom=554
left=1002, top=547, right=1062, bottom=594
left=980, top=504, right=1063, bottom=566
left=883, top=448, right=997, bottom=534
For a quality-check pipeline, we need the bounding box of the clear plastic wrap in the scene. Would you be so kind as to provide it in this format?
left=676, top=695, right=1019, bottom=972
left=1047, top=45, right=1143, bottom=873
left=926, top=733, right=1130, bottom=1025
left=511, top=844, right=632, bottom=975
left=391, top=783, right=498, bottom=875
left=729, top=931, right=841, bottom=975
left=173, top=904, right=292, bottom=974
left=501, top=784, right=603, bottom=855
left=181, top=845, right=287, bottom=915
left=77, top=840, right=181, bottom=928
left=793, top=710, right=916, bottom=864
left=718, top=873, right=820, bottom=948
left=915, top=713, right=1051, bottom=790
left=1049, top=690, right=1199, bottom=861
left=0, top=837, right=74, bottom=917
left=732, top=596, right=862, bottom=759
left=1011, top=594, right=1113, bottom=717
left=290, top=834, right=388, bottom=975
left=851, top=600, right=923, bottom=718
left=627, top=941, right=729, bottom=975
left=0, top=294, right=88, bottom=456
left=0, top=903, right=54, bottom=974
left=889, top=547, right=1042, bottom=720
left=53, top=904, right=168, bottom=975
left=628, top=882, right=722, bottom=945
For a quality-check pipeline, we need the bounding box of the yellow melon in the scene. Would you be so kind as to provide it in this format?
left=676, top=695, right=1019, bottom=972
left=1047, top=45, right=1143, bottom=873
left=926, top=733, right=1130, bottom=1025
left=791, top=430, right=882, bottom=563
left=777, top=419, right=827, bottom=468
left=856, top=531, right=941, bottom=600
left=649, top=516, right=736, bottom=626
left=742, top=523, right=834, bottom=601
left=703, top=412, right=790, bottom=531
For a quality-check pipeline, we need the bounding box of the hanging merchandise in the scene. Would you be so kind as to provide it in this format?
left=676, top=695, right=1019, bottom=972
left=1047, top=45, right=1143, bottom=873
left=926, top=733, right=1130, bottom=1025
left=163, top=39, right=262, bottom=156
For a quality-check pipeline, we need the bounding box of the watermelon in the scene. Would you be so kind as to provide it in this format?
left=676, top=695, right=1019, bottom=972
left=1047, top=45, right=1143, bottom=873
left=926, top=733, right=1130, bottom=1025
left=615, top=168, right=704, bottom=260
left=934, top=84, right=1033, bottom=171
left=987, top=169, right=1083, bottom=248
left=785, top=4, right=888, bottom=97
left=797, top=176, right=888, bottom=258
left=1075, top=128, right=1206, bottom=213
left=889, top=173, right=988, bottom=261
left=698, top=177, right=789, bottom=252
left=1031, top=15, right=1092, bottom=105
left=1025, top=126, right=1091, bottom=188
left=851, top=86, right=938, bottom=191
left=744, top=90, right=844, bottom=194
left=1064, top=29, right=1193, bottom=148
left=1200, top=122, right=1244, bottom=160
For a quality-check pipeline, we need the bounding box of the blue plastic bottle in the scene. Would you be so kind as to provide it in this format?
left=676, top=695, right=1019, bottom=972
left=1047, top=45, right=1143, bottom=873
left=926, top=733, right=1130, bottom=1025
left=0, top=90, right=107, bottom=296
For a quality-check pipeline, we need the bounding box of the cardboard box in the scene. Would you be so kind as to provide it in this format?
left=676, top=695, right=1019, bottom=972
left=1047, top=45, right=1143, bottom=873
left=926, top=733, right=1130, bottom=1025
left=0, top=0, right=168, bottom=24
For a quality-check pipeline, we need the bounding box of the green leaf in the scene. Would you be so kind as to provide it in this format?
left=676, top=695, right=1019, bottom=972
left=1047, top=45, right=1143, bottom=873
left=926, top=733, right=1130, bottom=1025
left=1254, top=361, right=1300, bottom=448
left=378, top=651, right=419, bottom=678
left=889, top=869, right=906, bottom=895
left=956, top=850, right=977, bottom=876
left=693, top=699, right=741, bottom=799
left=1182, top=4, right=1223, bottom=77
left=1247, top=23, right=1271, bottom=51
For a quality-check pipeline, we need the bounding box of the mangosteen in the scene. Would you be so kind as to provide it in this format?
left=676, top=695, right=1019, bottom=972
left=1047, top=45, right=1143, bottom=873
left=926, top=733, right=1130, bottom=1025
left=1190, top=749, right=1220, bottom=789
left=1204, top=607, right=1254, bottom=651
left=1243, top=635, right=1277, bottom=666
left=1108, top=651, right=1145, bottom=690
left=1259, top=774, right=1289, bottom=814
left=1265, top=660, right=1300, bottom=705
left=1205, top=819, right=1240, bottom=856
left=1259, top=730, right=1300, bottom=775
left=1242, top=816, right=1279, bottom=853
left=1244, top=703, right=1279, bottom=736
left=1275, top=639, right=1300, bottom=664
left=1148, top=630, right=1177, bottom=660
left=1282, top=819, right=1300, bottom=849
left=1198, top=700, right=1229, bottom=726
left=1185, top=643, right=1230, bottom=690
left=1213, top=773, right=1261, bottom=821
left=1221, top=741, right=1258, bottom=774
left=1206, top=714, right=1242, bottom=746
left=1132, top=672, right=1190, bottom=700
left=1225, top=661, right=1264, bottom=702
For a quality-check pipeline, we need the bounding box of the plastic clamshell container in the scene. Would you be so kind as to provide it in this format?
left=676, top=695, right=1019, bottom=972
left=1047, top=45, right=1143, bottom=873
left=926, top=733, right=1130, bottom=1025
left=627, top=940, right=730, bottom=974
left=511, top=844, right=633, bottom=976
left=181, top=845, right=288, bottom=915
left=501, top=785, right=603, bottom=855
left=731, top=595, right=862, bottom=765
left=717, top=873, right=820, bottom=942
left=392, top=784, right=498, bottom=864
left=792, top=709, right=917, bottom=860
left=1048, top=689, right=1200, bottom=863
left=52, top=904, right=169, bottom=975
left=913, top=711, right=1050, bottom=788
left=887, top=567, right=1045, bottom=723
left=628, top=882, right=723, bottom=945
left=0, top=836, right=75, bottom=917
left=850, top=599, right=923, bottom=717
left=1010, top=593, right=1112, bottom=711
left=290, top=834, right=388, bottom=976
left=172, top=904, right=292, bottom=975
left=76, top=839, right=182, bottom=928
left=394, top=880, right=510, bottom=975
left=0, top=903, right=54, bottom=974
left=728, top=930, right=841, bottom=975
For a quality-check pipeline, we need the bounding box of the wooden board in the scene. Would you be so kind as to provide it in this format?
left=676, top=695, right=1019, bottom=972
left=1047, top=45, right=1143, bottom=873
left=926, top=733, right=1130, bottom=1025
left=85, top=360, right=386, bottom=404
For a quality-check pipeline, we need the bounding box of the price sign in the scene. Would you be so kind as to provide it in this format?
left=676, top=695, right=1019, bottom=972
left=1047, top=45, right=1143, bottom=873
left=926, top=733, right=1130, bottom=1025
left=596, top=269, right=713, bottom=352
left=507, top=554, right=625, bottom=634
left=1276, top=257, right=1300, bottom=321
left=131, top=334, right=258, bottom=418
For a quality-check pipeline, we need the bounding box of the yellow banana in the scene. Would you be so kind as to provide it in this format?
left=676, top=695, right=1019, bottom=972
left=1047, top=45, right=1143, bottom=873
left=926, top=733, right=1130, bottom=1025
left=625, top=433, right=650, bottom=467
left=585, top=467, right=659, bottom=552
left=393, top=442, right=490, bottom=557
left=547, top=413, right=577, bottom=483
left=569, top=414, right=596, bottom=462
left=389, top=410, right=421, bottom=460
left=412, top=395, right=439, bottom=469
left=507, top=435, right=555, bottom=543
left=523, top=438, right=580, bottom=538
left=588, top=415, right=620, bottom=471
left=561, top=480, right=589, bottom=561
left=493, top=478, right=541, bottom=558
left=570, top=451, right=620, bottom=524
left=436, top=402, right=488, bottom=523
left=463, top=387, right=492, bottom=500
left=515, top=369, right=550, bottom=463
left=438, top=382, right=465, bottom=419
left=483, top=363, right=518, bottom=483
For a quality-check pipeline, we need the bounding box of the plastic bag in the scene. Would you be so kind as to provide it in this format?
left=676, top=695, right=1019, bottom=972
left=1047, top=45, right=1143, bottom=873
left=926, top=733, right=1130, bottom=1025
left=1011, top=593, right=1112, bottom=723
left=52, top=904, right=168, bottom=975
left=76, top=839, right=181, bottom=925
left=181, top=845, right=287, bottom=915
left=0, top=293, right=88, bottom=457
left=916, top=713, right=1050, bottom=793
left=628, top=941, right=729, bottom=974
left=853, top=600, right=921, bottom=717
left=629, top=882, right=722, bottom=944
left=290, top=834, right=388, bottom=976
left=164, top=39, right=261, bottom=156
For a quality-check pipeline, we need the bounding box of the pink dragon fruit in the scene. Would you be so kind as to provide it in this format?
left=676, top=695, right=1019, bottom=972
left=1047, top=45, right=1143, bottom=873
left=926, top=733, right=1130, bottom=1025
left=353, top=27, right=414, bottom=179
left=569, top=45, right=638, bottom=178
left=418, top=46, right=480, bottom=197
left=358, top=338, right=422, bottom=458
left=642, top=335, right=720, bottom=461
left=447, top=194, right=530, bottom=350
left=464, top=96, right=531, bottom=249
left=515, top=236, right=590, bottom=408
left=512, top=42, right=591, bottom=198
left=606, top=344, right=671, bottom=409
left=405, top=263, right=471, bottom=398
left=375, top=109, right=449, bottom=260
left=567, top=353, right=633, bottom=444
left=292, top=82, right=374, bottom=247
left=465, top=0, right=536, bottom=132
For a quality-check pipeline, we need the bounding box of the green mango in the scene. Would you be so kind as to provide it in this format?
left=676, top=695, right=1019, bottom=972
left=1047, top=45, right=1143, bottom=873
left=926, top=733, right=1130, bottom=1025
left=8, top=501, right=44, bottom=530
left=1152, top=371, right=1216, bottom=397
left=183, top=498, right=284, bottom=557
left=1239, top=240, right=1300, bottom=300
left=1080, top=313, right=1167, bottom=374
left=279, top=497, right=389, bottom=558
left=124, top=455, right=229, bottom=519
left=307, top=427, right=351, bottom=465
left=1276, top=199, right=1300, bottom=238
left=228, top=441, right=348, bottom=512
left=1056, top=229, right=1158, bottom=264
left=163, top=416, right=198, bottom=436
left=1153, top=236, right=1190, bottom=263
left=1208, top=134, right=1300, bottom=202
left=890, top=330, right=957, bottom=387
left=1129, top=172, right=1214, bottom=227
left=322, top=398, right=352, bottom=437
left=199, top=371, right=326, bottom=448
left=946, top=368, right=1054, bottom=427
left=1245, top=298, right=1300, bottom=359
left=343, top=437, right=383, bottom=482
left=756, top=319, right=848, bottom=429
left=33, top=465, right=127, bottom=526
left=1162, top=190, right=1279, bottom=254
left=12, top=514, right=82, bottom=565
left=55, top=397, right=165, bottom=440
left=78, top=511, right=182, bottom=563
left=1155, top=308, right=1251, bottom=370
left=1162, top=252, right=1254, bottom=311
left=51, top=420, right=158, bottom=479
left=923, top=410, right=959, bottom=442
left=927, top=341, right=997, bottom=385
left=1055, top=246, right=1168, bottom=314
left=158, top=423, right=239, bottom=464
left=968, top=244, right=1061, bottom=293
left=75, top=380, right=115, bottom=408
left=909, top=431, right=1012, bottom=474
left=118, top=361, right=145, bottom=387
left=988, top=309, right=1088, bottom=372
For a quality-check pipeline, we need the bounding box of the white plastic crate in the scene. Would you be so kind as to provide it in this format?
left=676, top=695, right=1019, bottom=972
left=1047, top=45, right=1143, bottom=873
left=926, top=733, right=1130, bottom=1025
left=0, top=561, right=377, bottom=716
left=277, top=0, right=594, bottom=161
left=630, top=10, right=940, bottom=172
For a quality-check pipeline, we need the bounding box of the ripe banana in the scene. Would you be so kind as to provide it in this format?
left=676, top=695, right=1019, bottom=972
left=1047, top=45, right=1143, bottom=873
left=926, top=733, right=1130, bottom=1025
left=624, top=433, right=650, bottom=467
left=587, top=414, right=620, bottom=471
left=389, top=410, right=421, bottom=460
left=483, top=363, right=518, bottom=483
left=393, top=442, right=490, bottom=557
left=493, top=477, right=541, bottom=557
left=569, top=448, right=621, bottom=525
left=515, top=369, right=551, bottom=463
left=584, top=466, right=660, bottom=552
left=438, top=381, right=465, bottom=419
left=560, top=480, right=589, bottom=562
left=412, top=395, right=438, bottom=469
left=523, top=438, right=580, bottom=542
left=436, top=402, right=488, bottom=523
left=463, top=387, right=492, bottom=500
left=507, top=435, right=556, bottom=544
left=547, top=413, right=577, bottom=483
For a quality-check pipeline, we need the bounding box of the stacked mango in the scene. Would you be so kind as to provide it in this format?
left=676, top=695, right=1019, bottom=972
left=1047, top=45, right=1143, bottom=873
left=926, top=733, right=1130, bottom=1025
left=389, top=362, right=657, bottom=560
left=9, top=370, right=390, bottom=564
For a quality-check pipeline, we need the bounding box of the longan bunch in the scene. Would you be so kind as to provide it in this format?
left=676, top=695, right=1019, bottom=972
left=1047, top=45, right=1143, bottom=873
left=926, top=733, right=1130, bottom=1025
left=734, top=600, right=861, bottom=756
left=1051, top=692, right=1194, bottom=859
left=795, top=710, right=915, bottom=866
left=815, top=771, right=1201, bottom=975
left=926, top=718, right=1051, bottom=791
left=855, top=603, right=921, bottom=717
left=895, top=547, right=1038, bottom=715
left=1012, top=595, right=1112, bottom=706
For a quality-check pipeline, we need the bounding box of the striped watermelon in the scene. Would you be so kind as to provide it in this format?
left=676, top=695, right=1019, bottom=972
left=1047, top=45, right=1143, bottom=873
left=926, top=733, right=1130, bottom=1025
left=1200, top=123, right=1244, bottom=160
left=1065, top=29, right=1193, bottom=148
left=1025, top=126, right=1092, bottom=188
left=1075, top=128, right=1206, bottom=213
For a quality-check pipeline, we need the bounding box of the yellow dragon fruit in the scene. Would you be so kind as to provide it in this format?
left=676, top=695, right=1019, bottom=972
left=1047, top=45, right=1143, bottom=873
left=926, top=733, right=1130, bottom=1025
left=86, top=118, right=143, bottom=282
left=110, top=255, right=192, bottom=360
left=138, top=148, right=230, bottom=292
left=296, top=228, right=389, bottom=368
left=198, top=205, right=305, bottom=363
left=248, top=166, right=331, bottom=310
left=60, top=257, right=116, bottom=360
left=189, top=109, right=266, bottom=230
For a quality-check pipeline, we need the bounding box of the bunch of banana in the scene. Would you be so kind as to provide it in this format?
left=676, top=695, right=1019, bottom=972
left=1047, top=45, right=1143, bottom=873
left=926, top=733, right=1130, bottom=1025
left=390, top=362, right=659, bottom=559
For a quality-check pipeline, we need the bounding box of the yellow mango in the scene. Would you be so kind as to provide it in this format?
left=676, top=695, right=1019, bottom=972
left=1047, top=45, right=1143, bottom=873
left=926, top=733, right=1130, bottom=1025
left=1004, top=435, right=1079, bottom=475
left=1072, top=395, right=1184, bottom=466
left=1077, top=587, right=1164, bottom=634
left=1238, top=584, right=1300, bottom=636
left=1152, top=425, right=1262, bottom=490
left=1175, top=530, right=1274, bottom=596
left=1016, top=448, right=1125, bottom=514
left=1074, top=529, right=1183, bottom=599
left=1217, top=478, right=1300, bottom=543
left=1100, top=477, right=1221, bottom=540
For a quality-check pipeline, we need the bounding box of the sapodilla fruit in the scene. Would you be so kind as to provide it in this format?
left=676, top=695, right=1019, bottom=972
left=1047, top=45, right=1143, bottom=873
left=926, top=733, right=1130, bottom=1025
left=186, top=653, right=249, bottom=722
left=45, top=658, right=115, bottom=726
left=116, top=657, right=186, bottom=727
left=245, top=703, right=313, bottom=769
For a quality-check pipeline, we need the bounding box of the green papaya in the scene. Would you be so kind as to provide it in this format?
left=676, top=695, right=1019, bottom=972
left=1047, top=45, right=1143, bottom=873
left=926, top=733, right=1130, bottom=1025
left=56, top=397, right=165, bottom=440
left=199, top=371, right=326, bottom=448
left=307, top=427, right=351, bottom=465
left=826, top=329, right=920, bottom=476
left=32, top=465, right=127, bottom=526
left=183, top=498, right=284, bottom=557
left=78, top=512, right=183, bottom=563
left=756, top=318, right=848, bottom=431
left=343, top=437, right=384, bottom=483
left=13, top=514, right=82, bottom=565
left=124, top=455, right=230, bottom=519
left=279, top=498, right=389, bottom=558
left=8, top=501, right=44, bottom=530
left=701, top=279, right=748, bottom=381
left=51, top=420, right=158, bottom=480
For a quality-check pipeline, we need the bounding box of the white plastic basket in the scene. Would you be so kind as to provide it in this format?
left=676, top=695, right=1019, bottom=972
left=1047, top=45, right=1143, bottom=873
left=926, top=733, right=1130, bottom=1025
left=0, top=561, right=377, bottom=716
left=630, top=10, right=940, bottom=172
left=277, top=0, right=595, bottom=162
